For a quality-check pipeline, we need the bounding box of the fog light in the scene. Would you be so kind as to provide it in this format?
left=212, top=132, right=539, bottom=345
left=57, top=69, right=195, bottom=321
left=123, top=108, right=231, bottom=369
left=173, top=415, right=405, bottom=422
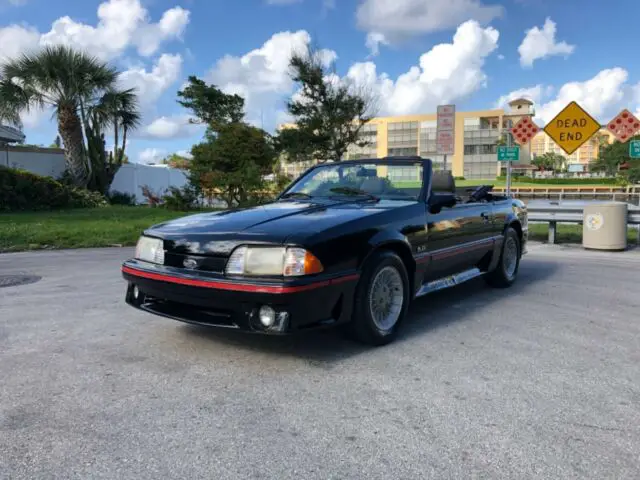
left=133, top=285, right=140, bottom=299
left=259, top=305, right=276, bottom=327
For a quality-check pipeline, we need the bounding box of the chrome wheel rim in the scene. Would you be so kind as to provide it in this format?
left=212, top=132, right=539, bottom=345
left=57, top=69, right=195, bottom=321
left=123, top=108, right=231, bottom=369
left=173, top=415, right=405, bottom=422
left=503, top=236, right=519, bottom=279
left=369, top=266, right=404, bottom=331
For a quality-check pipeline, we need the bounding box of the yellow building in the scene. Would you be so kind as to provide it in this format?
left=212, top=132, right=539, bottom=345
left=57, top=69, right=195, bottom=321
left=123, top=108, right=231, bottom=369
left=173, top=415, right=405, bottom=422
left=530, top=128, right=614, bottom=171
left=280, top=98, right=604, bottom=179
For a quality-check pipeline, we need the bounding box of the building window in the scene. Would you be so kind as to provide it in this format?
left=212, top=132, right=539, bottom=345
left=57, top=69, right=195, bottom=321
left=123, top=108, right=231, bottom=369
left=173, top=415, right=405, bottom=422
left=464, top=144, right=496, bottom=155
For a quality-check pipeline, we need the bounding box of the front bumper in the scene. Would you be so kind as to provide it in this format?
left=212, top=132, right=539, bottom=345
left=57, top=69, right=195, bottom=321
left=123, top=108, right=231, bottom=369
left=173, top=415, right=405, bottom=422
left=122, top=260, right=360, bottom=334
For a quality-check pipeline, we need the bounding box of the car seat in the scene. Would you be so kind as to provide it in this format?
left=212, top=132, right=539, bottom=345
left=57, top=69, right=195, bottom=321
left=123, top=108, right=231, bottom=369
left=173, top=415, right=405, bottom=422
left=359, top=177, right=388, bottom=195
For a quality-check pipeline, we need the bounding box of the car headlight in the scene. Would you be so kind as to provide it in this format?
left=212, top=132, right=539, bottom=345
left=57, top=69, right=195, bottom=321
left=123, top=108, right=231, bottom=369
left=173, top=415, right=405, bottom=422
left=225, top=246, right=323, bottom=277
left=135, top=236, right=165, bottom=264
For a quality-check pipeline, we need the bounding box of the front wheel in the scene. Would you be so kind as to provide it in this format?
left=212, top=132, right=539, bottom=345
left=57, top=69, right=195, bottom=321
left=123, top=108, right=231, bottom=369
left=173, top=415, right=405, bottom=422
left=348, top=250, right=410, bottom=346
left=485, top=227, right=521, bottom=288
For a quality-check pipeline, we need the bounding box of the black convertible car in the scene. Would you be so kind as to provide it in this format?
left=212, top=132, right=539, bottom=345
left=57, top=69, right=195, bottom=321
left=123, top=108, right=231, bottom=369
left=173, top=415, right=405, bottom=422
left=122, top=156, right=527, bottom=345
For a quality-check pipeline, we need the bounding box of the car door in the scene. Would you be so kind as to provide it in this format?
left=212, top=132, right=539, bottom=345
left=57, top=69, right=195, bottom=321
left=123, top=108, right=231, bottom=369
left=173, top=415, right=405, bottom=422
left=422, top=200, right=495, bottom=281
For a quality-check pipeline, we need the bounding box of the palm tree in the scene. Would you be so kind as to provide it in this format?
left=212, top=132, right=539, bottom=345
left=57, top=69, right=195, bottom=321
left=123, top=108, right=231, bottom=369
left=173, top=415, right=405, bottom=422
left=0, top=45, right=118, bottom=186
left=90, top=88, right=141, bottom=165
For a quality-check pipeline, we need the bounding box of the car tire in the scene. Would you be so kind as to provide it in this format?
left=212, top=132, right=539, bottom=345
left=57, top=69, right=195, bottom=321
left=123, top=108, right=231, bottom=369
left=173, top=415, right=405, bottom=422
left=348, top=250, right=410, bottom=346
left=485, top=227, right=521, bottom=288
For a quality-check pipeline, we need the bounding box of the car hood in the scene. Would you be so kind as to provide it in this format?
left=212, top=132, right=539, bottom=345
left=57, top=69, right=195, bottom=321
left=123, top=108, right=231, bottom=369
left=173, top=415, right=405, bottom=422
left=146, top=199, right=413, bottom=255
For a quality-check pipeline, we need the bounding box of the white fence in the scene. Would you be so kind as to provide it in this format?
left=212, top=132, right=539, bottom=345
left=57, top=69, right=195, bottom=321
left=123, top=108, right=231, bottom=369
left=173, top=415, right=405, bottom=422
left=0, top=146, right=66, bottom=178
left=109, top=163, right=188, bottom=204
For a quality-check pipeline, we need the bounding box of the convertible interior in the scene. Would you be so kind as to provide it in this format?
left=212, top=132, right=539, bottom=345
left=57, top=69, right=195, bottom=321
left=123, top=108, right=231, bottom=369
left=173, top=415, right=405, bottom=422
left=430, top=170, right=498, bottom=207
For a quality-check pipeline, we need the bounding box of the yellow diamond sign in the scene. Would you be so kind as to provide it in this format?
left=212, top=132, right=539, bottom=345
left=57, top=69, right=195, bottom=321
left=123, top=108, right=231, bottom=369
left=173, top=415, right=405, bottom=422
left=543, top=101, right=601, bottom=155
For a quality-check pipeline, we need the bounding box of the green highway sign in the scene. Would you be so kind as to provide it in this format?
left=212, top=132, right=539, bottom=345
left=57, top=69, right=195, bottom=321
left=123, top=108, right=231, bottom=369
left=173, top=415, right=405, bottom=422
left=497, top=146, right=520, bottom=162
left=630, top=140, right=640, bottom=159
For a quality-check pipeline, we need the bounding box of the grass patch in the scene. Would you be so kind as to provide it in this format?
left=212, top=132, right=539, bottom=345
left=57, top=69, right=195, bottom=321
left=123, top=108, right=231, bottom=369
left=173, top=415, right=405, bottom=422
left=2, top=205, right=637, bottom=253
left=528, top=223, right=639, bottom=244
left=0, top=206, right=204, bottom=252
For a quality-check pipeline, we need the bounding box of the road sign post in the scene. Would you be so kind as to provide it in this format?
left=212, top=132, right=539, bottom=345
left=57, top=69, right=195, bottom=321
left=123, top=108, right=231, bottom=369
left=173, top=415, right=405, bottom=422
left=506, top=134, right=512, bottom=196
left=630, top=140, right=640, bottom=158
left=436, top=105, right=455, bottom=170
left=606, top=109, right=640, bottom=143
left=507, top=116, right=539, bottom=196
left=497, top=146, right=520, bottom=161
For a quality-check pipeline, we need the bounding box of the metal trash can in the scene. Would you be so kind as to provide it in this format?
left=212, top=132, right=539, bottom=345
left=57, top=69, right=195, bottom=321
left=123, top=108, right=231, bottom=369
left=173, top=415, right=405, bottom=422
left=582, top=202, right=628, bottom=251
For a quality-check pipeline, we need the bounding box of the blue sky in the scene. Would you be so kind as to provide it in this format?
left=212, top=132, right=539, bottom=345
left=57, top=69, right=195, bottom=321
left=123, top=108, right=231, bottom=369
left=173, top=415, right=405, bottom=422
left=2, top=0, right=640, bottom=164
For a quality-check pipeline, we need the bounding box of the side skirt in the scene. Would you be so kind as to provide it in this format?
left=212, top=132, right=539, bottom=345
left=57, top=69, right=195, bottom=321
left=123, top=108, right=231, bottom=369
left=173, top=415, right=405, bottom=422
left=415, top=267, right=484, bottom=298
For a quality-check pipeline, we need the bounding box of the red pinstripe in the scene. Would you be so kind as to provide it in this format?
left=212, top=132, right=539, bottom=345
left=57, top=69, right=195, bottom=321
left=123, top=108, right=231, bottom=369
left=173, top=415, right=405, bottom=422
left=122, top=265, right=359, bottom=294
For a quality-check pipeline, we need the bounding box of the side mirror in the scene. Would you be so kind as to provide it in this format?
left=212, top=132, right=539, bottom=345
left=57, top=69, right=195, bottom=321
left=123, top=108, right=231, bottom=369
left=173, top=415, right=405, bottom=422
left=428, top=193, right=456, bottom=213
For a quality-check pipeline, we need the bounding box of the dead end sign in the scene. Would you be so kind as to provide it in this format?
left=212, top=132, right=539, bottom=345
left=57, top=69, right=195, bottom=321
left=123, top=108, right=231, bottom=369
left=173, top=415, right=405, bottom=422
left=543, top=101, right=601, bottom=155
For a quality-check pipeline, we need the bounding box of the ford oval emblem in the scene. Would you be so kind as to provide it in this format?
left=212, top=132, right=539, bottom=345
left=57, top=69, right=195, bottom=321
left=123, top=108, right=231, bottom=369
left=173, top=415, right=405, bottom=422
left=183, top=258, right=198, bottom=269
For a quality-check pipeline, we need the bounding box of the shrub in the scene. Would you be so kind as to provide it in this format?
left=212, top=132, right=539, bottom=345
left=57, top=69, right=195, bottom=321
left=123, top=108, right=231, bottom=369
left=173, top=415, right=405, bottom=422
left=140, top=185, right=162, bottom=207
left=0, top=166, right=107, bottom=211
left=108, top=190, right=137, bottom=206
left=162, top=185, right=198, bottom=211
left=67, top=188, right=108, bottom=208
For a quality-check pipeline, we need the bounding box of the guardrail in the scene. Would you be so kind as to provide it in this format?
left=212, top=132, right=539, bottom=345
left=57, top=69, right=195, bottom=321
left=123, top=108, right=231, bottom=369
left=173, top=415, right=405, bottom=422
left=527, top=201, right=640, bottom=244
left=494, top=190, right=640, bottom=205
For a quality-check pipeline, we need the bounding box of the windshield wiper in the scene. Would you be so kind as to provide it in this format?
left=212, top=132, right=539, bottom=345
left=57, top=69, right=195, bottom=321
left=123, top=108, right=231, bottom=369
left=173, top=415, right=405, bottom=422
left=329, top=186, right=379, bottom=201
left=280, top=192, right=313, bottom=200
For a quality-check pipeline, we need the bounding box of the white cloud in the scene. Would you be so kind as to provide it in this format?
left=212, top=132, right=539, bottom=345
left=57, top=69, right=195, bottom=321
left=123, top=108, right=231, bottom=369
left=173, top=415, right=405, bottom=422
left=176, top=150, right=193, bottom=159
left=518, top=18, right=575, bottom=68
left=140, top=114, right=203, bottom=139
left=534, top=68, right=627, bottom=124
left=497, top=68, right=633, bottom=126
left=0, top=0, right=189, bottom=62
left=494, top=85, right=552, bottom=109
left=365, top=32, right=388, bottom=57
left=348, top=20, right=500, bottom=116
left=135, top=6, right=190, bottom=57
left=138, top=147, right=167, bottom=164
left=0, top=24, right=40, bottom=61
left=356, top=0, right=503, bottom=43
left=207, top=30, right=337, bottom=129
left=497, top=54, right=505, bottom=60
left=207, top=22, right=500, bottom=129
left=119, top=54, right=183, bottom=106
left=633, top=83, right=640, bottom=119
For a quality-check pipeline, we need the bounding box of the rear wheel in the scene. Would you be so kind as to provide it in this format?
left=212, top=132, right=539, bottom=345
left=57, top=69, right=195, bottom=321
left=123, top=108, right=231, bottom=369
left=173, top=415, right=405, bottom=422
left=348, top=250, right=410, bottom=346
left=485, top=227, right=521, bottom=288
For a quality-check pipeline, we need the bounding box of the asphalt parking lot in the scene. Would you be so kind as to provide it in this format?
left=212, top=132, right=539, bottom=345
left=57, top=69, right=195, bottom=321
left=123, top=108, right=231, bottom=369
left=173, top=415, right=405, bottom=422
left=1, top=244, right=639, bottom=479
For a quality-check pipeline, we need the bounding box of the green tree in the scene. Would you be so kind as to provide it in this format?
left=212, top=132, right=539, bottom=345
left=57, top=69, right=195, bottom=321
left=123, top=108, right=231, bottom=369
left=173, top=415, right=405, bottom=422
left=189, top=122, right=276, bottom=207
left=0, top=45, right=120, bottom=187
left=532, top=152, right=565, bottom=171
left=89, top=88, right=141, bottom=165
left=277, top=45, right=378, bottom=163
left=627, top=166, right=640, bottom=184
left=84, top=88, right=141, bottom=193
left=177, top=76, right=245, bottom=132
left=50, top=135, right=62, bottom=148
left=591, top=136, right=640, bottom=176
left=162, top=153, right=191, bottom=169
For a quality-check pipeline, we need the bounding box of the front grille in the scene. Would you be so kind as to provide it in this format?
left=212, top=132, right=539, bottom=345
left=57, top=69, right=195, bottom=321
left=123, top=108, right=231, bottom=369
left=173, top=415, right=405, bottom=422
left=140, top=299, right=238, bottom=328
left=163, top=252, right=227, bottom=273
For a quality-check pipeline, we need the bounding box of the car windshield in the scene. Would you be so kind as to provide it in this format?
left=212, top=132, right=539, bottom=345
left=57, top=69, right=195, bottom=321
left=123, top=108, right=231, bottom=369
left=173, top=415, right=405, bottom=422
left=282, top=161, right=423, bottom=201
